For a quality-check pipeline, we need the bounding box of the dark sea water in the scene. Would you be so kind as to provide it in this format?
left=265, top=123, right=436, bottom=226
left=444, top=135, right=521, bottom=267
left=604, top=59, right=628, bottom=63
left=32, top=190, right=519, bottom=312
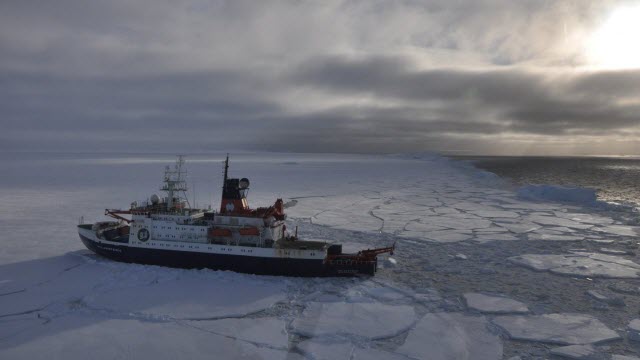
left=456, top=156, right=640, bottom=208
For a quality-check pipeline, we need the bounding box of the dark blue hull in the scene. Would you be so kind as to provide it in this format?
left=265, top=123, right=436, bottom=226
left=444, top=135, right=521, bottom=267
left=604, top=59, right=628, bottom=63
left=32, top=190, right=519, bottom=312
left=79, top=233, right=375, bottom=277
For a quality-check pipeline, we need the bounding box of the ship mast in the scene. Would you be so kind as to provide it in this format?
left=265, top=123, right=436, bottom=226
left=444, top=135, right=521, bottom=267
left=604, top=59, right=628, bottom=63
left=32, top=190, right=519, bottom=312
left=222, top=153, right=229, bottom=197
left=220, top=153, right=229, bottom=212
left=161, top=155, right=189, bottom=211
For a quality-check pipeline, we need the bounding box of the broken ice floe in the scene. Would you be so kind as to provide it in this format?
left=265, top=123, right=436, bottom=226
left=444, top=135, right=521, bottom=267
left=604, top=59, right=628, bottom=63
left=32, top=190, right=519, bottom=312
left=509, top=252, right=640, bottom=279
left=627, top=319, right=640, bottom=342
left=549, top=344, right=597, bottom=359
left=184, top=318, right=288, bottom=349
left=493, top=313, right=620, bottom=345
left=397, top=312, right=503, bottom=360
left=290, top=302, right=415, bottom=339
left=463, top=293, right=529, bottom=314
left=599, top=248, right=634, bottom=255
left=585, top=290, right=624, bottom=306
left=296, top=339, right=406, bottom=360
left=613, top=355, right=640, bottom=360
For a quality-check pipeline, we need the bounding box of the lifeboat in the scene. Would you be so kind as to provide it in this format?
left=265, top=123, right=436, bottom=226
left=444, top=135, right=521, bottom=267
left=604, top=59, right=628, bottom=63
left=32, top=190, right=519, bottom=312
left=209, top=228, right=232, bottom=237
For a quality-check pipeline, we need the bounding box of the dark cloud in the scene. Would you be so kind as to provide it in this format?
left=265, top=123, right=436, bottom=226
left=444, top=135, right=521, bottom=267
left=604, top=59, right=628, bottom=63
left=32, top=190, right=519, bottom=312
left=288, top=56, right=640, bottom=137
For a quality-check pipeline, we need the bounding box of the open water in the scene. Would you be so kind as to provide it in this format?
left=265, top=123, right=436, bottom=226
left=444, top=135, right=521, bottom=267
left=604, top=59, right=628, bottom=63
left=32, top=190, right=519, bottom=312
left=457, top=156, right=640, bottom=208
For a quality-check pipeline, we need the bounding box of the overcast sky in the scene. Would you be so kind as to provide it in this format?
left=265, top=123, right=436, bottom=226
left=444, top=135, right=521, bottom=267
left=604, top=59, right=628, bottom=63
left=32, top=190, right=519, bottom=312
left=2, top=0, right=639, bottom=155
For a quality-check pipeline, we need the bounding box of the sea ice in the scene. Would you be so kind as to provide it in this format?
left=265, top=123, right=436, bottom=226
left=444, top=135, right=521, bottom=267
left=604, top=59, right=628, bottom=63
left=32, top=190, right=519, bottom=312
left=627, top=319, right=640, bottom=341
left=467, top=209, right=520, bottom=218
left=359, top=284, right=407, bottom=302
left=296, top=339, right=353, bottom=360
left=0, top=260, right=113, bottom=317
left=527, top=214, right=593, bottom=230
left=509, top=253, right=640, bottom=279
left=493, top=313, right=620, bottom=345
left=527, top=233, right=585, bottom=241
left=599, top=248, right=632, bottom=255
left=0, top=314, right=302, bottom=360
left=7, top=152, right=640, bottom=357
left=353, top=347, right=410, bottom=360
left=296, top=339, right=407, bottom=360
left=474, top=233, right=519, bottom=242
left=496, top=221, right=541, bottom=234
left=290, top=302, right=415, bottom=339
left=421, top=230, right=474, bottom=243
left=86, top=274, right=287, bottom=320
left=586, top=290, right=624, bottom=306
left=554, top=212, right=614, bottom=225
left=463, top=293, right=529, bottom=314
left=397, top=312, right=502, bottom=360
left=595, top=225, right=638, bottom=237
left=613, top=355, right=640, bottom=360
left=0, top=313, right=47, bottom=341
left=184, top=318, right=288, bottom=348
left=549, top=344, right=597, bottom=359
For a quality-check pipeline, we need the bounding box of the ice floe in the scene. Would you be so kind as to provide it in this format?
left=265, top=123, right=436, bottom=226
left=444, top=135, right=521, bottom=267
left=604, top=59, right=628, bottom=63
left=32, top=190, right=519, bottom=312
left=613, top=355, right=640, bottom=360
left=493, top=313, right=620, bottom=345
left=463, top=293, right=529, bottom=314
left=296, top=339, right=406, bottom=360
left=627, top=319, right=640, bottom=342
left=0, top=314, right=302, bottom=360
left=509, top=252, right=640, bottom=278
left=290, top=302, right=415, bottom=339
left=585, top=290, right=624, bottom=306
left=397, top=312, right=503, bottom=360
left=184, top=318, right=288, bottom=348
left=549, top=344, right=597, bottom=359
left=86, top=274, right=287, bottom=320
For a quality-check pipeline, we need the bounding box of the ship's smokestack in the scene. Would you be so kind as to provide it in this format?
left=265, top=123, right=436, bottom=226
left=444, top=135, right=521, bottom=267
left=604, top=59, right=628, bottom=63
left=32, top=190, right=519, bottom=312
left=220, top=154, right=250, bottom=214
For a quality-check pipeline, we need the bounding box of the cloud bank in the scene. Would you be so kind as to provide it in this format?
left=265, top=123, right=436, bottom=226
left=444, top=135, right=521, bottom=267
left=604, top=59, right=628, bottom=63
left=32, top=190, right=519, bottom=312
left=1, top=0, right=638, bottom=155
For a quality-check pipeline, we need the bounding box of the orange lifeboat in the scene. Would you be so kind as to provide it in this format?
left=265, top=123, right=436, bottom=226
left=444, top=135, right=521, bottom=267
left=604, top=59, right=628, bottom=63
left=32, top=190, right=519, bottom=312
left=209, top=228, right=232, bottom=237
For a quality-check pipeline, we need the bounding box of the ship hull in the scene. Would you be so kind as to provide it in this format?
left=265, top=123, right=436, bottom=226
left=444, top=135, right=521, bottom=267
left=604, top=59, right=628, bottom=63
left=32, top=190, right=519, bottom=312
left=79, top=231, right=374, bottom=277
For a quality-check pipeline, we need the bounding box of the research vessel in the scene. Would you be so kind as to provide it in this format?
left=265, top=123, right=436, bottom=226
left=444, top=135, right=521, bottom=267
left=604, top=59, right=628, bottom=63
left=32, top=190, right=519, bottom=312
left=77, top=155, right=394, bottom=276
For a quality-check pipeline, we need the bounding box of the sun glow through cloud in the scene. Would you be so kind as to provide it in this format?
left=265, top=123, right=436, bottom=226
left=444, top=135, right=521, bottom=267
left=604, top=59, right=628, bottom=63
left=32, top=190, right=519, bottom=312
left=586, top=3, right=640, bottom=69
